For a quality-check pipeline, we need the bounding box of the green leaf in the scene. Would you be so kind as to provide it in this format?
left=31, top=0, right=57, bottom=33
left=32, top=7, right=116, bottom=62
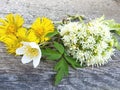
left=46, top=54, right=61, bottom=60
left=113, top=24, right=120, bottom=35
left=110, top=23, right=120, bottom=30
left=113, top=36, right=120, bottom=50
left=110, top=23, right=120, bottom=34
left=64, top=54, right=81, bottom=69
left=67, top=14, right=85, bottom=21
left=116, top=30, right=120, bottom=35
left=106, top=20, right=120, bottom=35
left=46, top=30, right=58, bottom=38
left=41, top=48, right=61, bottom=60
left=54, top=41, right=64, bottom=54
left=116, top=45, right=120, bottom=50
left=54, top=58, right=68, bottom=85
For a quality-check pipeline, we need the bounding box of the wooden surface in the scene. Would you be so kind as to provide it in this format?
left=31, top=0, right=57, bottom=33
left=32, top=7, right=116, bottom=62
left=0, top=0, right=120, bottom=90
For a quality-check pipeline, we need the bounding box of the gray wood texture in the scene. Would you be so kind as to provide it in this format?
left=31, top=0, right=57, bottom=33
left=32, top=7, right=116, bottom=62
left=0, top=0, right=120, bottom=90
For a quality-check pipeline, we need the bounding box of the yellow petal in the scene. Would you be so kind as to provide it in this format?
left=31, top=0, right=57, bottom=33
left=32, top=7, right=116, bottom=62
left=0, top=29, right=6, bottom=38
left=27, top=29, right=39, bottom=43
left=0, top=25, right=7, bottom=29
left=15, top=14, right=24, bottom=27
left=6, top=13, right=14, bottom=23
left=2, top=35, right=21, bottom=54
left=16, top=28, right=27, bottom=40
left=0, top=18, right=8, bottom=25
left=31, top=17, right=41, bottom=30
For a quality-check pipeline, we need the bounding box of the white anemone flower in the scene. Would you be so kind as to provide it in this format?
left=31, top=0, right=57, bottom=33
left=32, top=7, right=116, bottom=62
left=16, top=42, right=41, bottom=68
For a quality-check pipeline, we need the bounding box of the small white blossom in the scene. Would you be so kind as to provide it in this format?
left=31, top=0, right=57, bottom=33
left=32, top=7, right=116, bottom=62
left=16, top=42, right=42, bottom=68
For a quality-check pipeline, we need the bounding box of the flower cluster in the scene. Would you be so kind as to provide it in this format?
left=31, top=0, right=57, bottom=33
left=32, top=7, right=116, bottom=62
left=0, top=13, right=54, bottom=67
left=0, top=14, right=120, bottom=85
left=58, top=17, right=115, bottom=66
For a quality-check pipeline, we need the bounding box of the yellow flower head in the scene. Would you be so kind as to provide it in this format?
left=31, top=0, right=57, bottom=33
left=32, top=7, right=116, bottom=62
left=16, top=28, right=39, bottom=43
left=26, top=29, right=39, bottom=43
left=0, top=13, right=24, bottom=38
left=0, top=14, right=54, bottom=54
left=1, top=26, right=39, bottom=54
left=1, top=35, right=22, bottom=54
left=31, top=17, right=54, bottom=43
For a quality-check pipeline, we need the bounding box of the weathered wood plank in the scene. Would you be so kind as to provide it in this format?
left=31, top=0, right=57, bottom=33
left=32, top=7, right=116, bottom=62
left=0, top=0, right=120, bottom=90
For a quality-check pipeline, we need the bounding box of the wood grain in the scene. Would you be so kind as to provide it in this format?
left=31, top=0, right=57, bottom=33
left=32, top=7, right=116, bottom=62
left=0, top=0, right=120, bottom=90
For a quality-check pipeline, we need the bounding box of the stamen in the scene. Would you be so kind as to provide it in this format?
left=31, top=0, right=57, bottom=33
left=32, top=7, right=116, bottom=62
left=7, top=24, right=16, bottom=34
left=25, top=46, right=39, bottom=58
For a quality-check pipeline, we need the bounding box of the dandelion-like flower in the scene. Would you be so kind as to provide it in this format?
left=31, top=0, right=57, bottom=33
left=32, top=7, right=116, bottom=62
left=1, top=35, right=21, bottom=54
left=0, top=13, right=24, bottom=37
left=31, top=17, right=54, bottom=43
left=58, top=17, right=114, bottom=66
left=16, top=28, right=39, bottom=43
left=16, top=42, right=41, bottom=68
left=0, top=14, right=25, bottom=54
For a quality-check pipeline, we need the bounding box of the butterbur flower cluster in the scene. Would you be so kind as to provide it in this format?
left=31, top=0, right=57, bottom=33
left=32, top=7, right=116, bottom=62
left=58, top=17, right=114, bottom=66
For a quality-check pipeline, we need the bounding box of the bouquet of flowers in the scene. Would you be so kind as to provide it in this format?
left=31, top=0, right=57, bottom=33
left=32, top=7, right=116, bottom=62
left=0, top=13, right=120, bottom=85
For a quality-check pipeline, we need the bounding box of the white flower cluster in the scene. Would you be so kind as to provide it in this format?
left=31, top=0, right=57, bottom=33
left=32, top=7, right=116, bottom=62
left=58, top=18, right=114, bottom=66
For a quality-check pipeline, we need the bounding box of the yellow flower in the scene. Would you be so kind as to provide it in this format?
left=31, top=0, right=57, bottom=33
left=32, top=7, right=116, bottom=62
left=1, top=35, right=21, bottom=54
left=16, top=28, right=39, bottom=43
left=1, top=26, right=39, bottom=54
left=31, top=17, right=54, bottom=43
left=0, top=13, right=24, bottom=38
left=26, top=29, right=39, bottom=43
left=16, top=28, right=27, bottom=41
left=0, top=14, right=54, bottom=54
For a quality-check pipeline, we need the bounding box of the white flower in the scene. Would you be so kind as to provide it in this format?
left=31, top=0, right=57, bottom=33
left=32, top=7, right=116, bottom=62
left=16, top=42, right=42, bottom=68
left=58, top=17, right=114, bottom=66
left=58, top=22, right=80, bottom=36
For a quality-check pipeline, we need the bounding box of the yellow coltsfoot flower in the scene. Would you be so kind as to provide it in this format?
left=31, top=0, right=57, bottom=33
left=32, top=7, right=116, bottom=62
left=2, top=27, right=39, bottom=54
left=16, top=28, right=39, bottom=43
left=16, top=42, right=41, bottom=68
left=0, top=13, right=24, bottom=38
left=1, top=35, right=22, bottom=54
left=31, top=17, right=54, bottom=43
left=26, top=29, right=39, bottom=43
